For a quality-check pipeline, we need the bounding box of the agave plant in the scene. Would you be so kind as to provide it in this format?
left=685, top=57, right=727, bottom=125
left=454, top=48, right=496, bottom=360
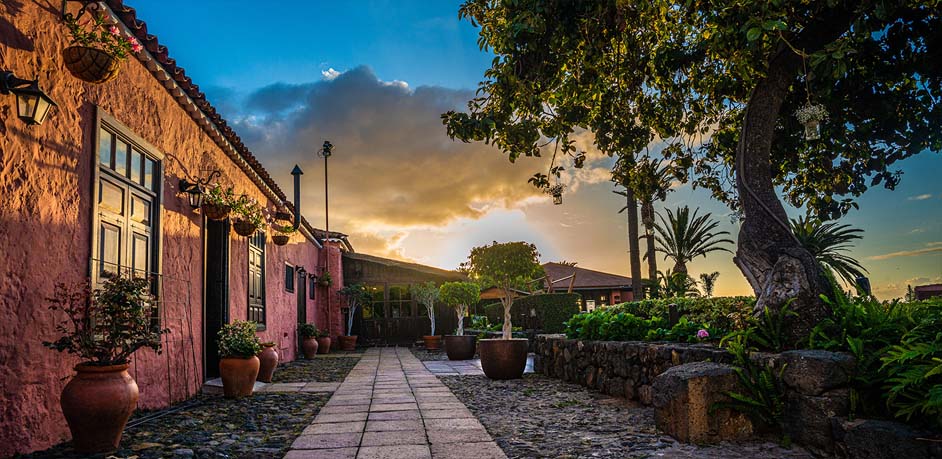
left=653, top=206, right=734, bottom=275
left=790, top=216, right=867, bottom=287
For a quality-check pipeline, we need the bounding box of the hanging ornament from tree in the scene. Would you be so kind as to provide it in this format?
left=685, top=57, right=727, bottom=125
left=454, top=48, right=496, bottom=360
left=796, top=102, right=828, bottom=141
left=547, top=182, right=565, bottom=205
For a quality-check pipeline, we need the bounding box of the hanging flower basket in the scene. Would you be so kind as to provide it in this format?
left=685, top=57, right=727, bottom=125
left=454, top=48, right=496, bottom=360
left=62, top=46, right=122, bottom=84
left=547, top=184, right=565, bottom=205
left=269, top=223, right=295, bottom=246
left=271, top=235, right=289, bottom=246
left=201, top=203, right=231, bottom=221
left=232, top=219, right=257, bottom=237
left=62, top=11, right=142, bottom=85
left=795, top=103, right=828, bottom=141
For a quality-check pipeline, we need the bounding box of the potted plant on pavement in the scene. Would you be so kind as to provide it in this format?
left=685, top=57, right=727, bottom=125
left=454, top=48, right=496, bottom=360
left=202, top=184, right=234, bottom=221
left=316, top=328, right=332, bottom=354
left=257, top=342, right=279, bottom=383
left=413, top=281, right=442, bottom=350
left=217, top=320, right=262, bottom=398
left=62, top=10, right=143, bottom=84
left=440, top=281, right=481, bottom=360
left=298, top=323, right=319, bottom=359
left=338, top=283, right=370, bottom=351
left=42, top=275, right=167, bottom=453
left=466, top=241, right=543, bottom=379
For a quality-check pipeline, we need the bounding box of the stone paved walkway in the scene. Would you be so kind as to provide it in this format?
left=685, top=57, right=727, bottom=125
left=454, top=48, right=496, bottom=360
left=285, top=347, right=508, bottom=459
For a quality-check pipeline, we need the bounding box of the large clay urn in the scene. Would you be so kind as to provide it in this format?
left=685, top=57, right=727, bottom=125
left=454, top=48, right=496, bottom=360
left=219, top=356, right=260, bottom=398
left=316, top=336, right=332, bottom=354
left=257, top=344, right=279, bottom=383
left=60, top=364, right=139, bottom=453
left=478, top=338, right=528, bottom=380
left=423, top=335, right=442, bottom=350
left=444, top=335, right=476, bottom=360
left=301, top=337, right=319, bottom=359
left=337, top=335, right=357, bottom=351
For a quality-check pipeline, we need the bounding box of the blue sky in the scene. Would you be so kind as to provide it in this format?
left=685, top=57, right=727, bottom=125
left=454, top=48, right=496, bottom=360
left=132, top=1, right=941, bottom=299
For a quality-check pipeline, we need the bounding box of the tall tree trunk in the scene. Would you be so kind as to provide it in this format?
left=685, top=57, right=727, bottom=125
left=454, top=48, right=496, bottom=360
left=734, top=43, right=832, bottom=344
left=642, top=201, right=658, bottom=293
left=626, top=188, right=644, bottom=300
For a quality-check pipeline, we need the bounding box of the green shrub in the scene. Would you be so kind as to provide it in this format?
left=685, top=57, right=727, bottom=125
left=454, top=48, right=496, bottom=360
left=611, top=296, right=755, bottom=334
left=512, top=293, right=581, bottom=333
left=298, top=323, right=318, bottom=339
left=646, top=316, right=721, bottom=343
left=483, top=303, right=503, bottom=324
left=881, top=306, right=942, bottom=429
left=218, top=320, right=262, bottom=358
left=564, top=309, right=665, bottom=341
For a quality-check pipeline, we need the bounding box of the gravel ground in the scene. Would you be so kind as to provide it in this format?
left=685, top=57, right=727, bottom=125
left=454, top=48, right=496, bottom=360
left=18, top=392, right=329, bottom=459
left=441, top=374, right=813, bottom=459
left=271, top=355, right=360, bottom=382
left=411, top=347, right=450, bottom=361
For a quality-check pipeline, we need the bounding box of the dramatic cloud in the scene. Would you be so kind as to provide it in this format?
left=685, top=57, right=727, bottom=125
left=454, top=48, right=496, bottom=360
left=907, top=193, right=933, bottom=201
left=229, top=66, right=613, bottom=259
left=867, top=244, right=942, bottom=261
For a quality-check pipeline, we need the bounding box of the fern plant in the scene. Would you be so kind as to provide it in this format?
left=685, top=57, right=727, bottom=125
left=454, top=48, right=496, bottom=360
left=880, top=308, right=942, bottom=429
left=712, top=335, right=790, bottom=445
left=721, top=302, right=797, bottom=352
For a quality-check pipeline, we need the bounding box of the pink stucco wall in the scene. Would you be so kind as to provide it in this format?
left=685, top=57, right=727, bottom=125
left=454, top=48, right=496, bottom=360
left=0, top=3, right=339, bottom=456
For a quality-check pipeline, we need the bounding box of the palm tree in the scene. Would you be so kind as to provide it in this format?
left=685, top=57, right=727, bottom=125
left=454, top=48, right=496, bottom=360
left=790, top=216, right=867, bottom=287
left=653, top=206, right=734, bottom=275
left=699, top=271, right=720, bottom=297
left=657, top=269, right=701, bottom=297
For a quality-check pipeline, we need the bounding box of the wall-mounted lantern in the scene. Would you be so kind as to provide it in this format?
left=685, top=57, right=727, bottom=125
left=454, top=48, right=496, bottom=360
left=1, top=71, right=57, bottom=126
left=177, top=169, right=220, bottom=209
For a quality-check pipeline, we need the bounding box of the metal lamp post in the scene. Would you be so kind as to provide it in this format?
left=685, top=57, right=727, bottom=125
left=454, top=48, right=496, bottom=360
left=317, top=140, right=334, bottom=335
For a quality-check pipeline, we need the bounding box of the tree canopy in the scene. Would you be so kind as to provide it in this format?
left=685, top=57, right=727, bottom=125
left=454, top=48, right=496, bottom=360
left=443, top=0, right=941, bottom=219
left=440, top=281, right=482, bottom=336
left=465, top=241, right=543, bottom=338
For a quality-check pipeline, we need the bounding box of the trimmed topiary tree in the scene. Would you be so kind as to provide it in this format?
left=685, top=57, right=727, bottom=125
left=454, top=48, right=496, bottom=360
left=439, top=281, right=481, bottom=336
left=413, top=281, right=440, bottom=336
left=466, top=241, right=544, bottom=339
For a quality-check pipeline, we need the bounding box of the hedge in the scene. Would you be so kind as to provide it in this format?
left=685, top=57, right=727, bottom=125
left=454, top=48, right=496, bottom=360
left=610, top=296, right=756, bottom=333
left=481, top=293, right=582, bottom=333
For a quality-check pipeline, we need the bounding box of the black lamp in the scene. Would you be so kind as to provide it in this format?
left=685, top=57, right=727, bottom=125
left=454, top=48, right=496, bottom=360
left=178, top=179, right=204, bottom=208
left=1, top=71, right=57, bottom=126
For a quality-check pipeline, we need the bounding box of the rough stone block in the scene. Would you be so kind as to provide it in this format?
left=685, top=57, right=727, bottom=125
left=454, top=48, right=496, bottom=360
left=784, top=388, right=849, bottom=454
left=652, top=362, right=753, bottom=444
left=834, top=419, right=939, bottom=459
left=779, top=350, right=854, bottom=396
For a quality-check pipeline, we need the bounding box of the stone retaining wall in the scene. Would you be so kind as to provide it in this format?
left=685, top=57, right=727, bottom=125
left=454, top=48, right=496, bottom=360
left=534, top=335, right=940, bottom=458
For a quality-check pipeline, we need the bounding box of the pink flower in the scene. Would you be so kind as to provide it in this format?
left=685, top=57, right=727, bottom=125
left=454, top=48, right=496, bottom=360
left=132, top=43, right=144, bottom=53
left=696, top=329, right=710, bottom=339
left=109, top=25, right=120, bottom=35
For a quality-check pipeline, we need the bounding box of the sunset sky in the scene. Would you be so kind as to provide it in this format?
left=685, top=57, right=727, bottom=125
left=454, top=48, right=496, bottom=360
left=135, top=0, right=941, bottom=299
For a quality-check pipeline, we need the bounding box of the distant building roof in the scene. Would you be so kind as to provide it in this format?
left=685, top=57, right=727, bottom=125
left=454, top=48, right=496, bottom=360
left=915, top=283, right=942, bottom=300
left=542, top=262, right=633, bottom=290
left=342, top=252, right=465, bottom=280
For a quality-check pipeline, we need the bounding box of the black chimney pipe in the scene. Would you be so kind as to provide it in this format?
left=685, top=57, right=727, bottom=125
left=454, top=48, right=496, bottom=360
left=291, top=165, right=303, bottom=230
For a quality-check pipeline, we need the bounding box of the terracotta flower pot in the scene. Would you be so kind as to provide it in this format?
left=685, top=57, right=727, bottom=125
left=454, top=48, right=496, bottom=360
left=338, top=335, right=357, bottom=351
left=444, top=335, right=476, bottom=360
left=60, top=364, right=139, bottom=453
left=423, top=335, right=442, bottom=350
left=219, top=356, right=260, bottom=398
left=257, top=344, right=279, bottom=383
left=232, top=219, right=257, bottom=237
left=272, top=234, right=289, bottom=246
left=301, top=337, right=319, bottom=359
left=478, top=338, right=528, bottom=380
left=316, top=336, right=332, bottom=354
left=62, top=46, right=121, bottom=84
left=201, top=203, right=230, bottom=221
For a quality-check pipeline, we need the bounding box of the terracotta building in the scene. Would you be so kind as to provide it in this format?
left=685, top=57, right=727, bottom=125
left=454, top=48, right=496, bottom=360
left=0, top=1, right=364, bottom=455
left=542, top=262, right=634, bottom=310
left=914, top=283, right=942, bottom=300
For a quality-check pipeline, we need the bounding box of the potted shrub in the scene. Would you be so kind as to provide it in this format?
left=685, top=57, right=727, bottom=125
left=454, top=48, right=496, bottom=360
left=231, top=195, right=266, bottom=237
left=257, top=342, right=279, bottom=383
left=338, top=283, right=369, bottom=351
left=62, top=11, right=143, bottom=84
left=298, top=323, right=319, bottom=359
left=440, top=281, right=481, bottom=360
left=413, top=281, right=442, bottom=350
left=42, top=275, right=167, bottom=453
left=271, top=223, right=296, bottom=246
left=316, top=329, right=332, bottom=354
left=217, top=320, right=262, bottom=398
left=202, top=184, right=234, bottom=221
left=465, top=241, right=543, bottom=379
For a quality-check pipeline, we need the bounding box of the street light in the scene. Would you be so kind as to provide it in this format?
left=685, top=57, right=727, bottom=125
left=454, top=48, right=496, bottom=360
left=1, top=71, right=57, bottom=126
left=317, top=140, right=334, bottom=334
